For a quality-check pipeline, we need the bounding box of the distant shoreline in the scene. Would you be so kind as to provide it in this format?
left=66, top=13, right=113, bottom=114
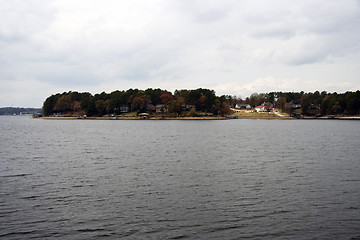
left=36, top=115, right=360, bottom=120
left=303, top=116, right=360, bottom=120
left=38, top=116, right=228, bottom=120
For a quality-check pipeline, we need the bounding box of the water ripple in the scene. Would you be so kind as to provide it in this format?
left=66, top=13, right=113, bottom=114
left=0, top=118, right=359, bottom=239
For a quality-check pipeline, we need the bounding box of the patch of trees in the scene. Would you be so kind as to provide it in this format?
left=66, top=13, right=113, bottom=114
left=242, top=91, right=360, bottom=116
left=320, top=91, right=360, bottom=115
left=43, top=89, right=360, bottom=117
left=42, top=88, right=231, bottom=117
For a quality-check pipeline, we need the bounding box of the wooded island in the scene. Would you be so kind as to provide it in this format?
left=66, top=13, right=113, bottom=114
left=42, top=88, right=360, bottom=119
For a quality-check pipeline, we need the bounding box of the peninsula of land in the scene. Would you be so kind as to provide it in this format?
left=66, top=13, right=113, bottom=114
left=39, top=88, right=360, bottom=120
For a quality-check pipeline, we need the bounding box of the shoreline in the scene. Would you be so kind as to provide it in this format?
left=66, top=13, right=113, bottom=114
left=37, top=115, right=360, bottom=120
left=303, top=116, right=360, bottom=120
left=39, top=116, right=228, bottom=120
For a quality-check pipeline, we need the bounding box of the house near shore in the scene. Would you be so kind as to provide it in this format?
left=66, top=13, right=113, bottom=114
left=254, top=106, right=268, bottom=112
left=155, top=104, right=195, bottom=113
left=184, top=105, right=196, bottom=112
left=285, top=102, right=301, bottom=110
left=155, top=104, right=168, bottom=113
left=119, top=105, right=129, bottom=113
left=235, top=104, right=251, bottom=110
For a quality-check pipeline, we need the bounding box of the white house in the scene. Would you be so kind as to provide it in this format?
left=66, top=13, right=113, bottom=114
left=255, top=106, right=268, bottom=112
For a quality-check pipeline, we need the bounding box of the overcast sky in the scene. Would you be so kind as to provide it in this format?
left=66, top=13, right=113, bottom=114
left=1, top=0, right=360, bottom=107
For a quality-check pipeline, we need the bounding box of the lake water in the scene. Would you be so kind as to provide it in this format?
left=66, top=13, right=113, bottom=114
left=0, top=116, right=359, bottom=239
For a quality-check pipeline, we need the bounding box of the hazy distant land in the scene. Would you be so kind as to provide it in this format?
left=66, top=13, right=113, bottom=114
left=0, top=107, right=42, bottom=115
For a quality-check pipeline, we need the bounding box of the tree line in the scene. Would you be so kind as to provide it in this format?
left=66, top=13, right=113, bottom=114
left=242, top=91, right=360, bottom=115
left=43, top=89, right=360, bottom=117
left=42, top=88, right=231, bottom=116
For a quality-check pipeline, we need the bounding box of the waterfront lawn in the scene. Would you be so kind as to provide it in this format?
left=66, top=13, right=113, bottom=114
left=231, top=111, right=290, bottom=119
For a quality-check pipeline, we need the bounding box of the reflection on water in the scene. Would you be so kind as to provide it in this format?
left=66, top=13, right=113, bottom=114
left=0, top=116, right=359, bottom=239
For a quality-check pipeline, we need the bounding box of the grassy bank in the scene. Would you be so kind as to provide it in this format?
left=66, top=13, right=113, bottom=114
left=230, top=111, right=292, bottom=119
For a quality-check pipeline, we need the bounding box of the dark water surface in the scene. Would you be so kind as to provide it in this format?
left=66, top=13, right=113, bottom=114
left=0, top=116, right=359, bottom=239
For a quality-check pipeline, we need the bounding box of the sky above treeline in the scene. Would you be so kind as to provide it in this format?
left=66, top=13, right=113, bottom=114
left=1, top=0, right=360, bottom=107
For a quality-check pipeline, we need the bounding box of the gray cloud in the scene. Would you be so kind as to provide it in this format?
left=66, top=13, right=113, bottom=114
left=0, top=0, right=55, bottom=41
left=175, top=0, right=234, bottom=23
left=1, top=0, right=360, bottom=107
